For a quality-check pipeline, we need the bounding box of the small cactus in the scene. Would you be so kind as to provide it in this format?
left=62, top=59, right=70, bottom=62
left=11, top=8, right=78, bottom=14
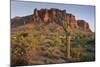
left=76, top=44, right=81, bottom=61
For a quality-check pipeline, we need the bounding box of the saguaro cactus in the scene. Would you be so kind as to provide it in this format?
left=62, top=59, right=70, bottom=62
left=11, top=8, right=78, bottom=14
left=53, top=14, right=72, bottom=60
left=64, top=14, right=72, bottom=60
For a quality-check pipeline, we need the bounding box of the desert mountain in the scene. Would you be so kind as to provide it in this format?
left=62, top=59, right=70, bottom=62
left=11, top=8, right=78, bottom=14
left=11, top=8, right=95, bottom=66
left=11, top=8, right=92, bottom=32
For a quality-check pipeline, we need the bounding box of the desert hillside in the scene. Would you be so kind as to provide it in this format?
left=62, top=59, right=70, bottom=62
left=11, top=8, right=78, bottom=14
left=11, top=8, right=95, bottom=66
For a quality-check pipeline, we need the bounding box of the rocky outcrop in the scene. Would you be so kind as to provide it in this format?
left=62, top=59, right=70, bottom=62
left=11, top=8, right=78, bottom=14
left=77, top=20, right=92, bottom=32
left=11, top=8, right=92, bottom=32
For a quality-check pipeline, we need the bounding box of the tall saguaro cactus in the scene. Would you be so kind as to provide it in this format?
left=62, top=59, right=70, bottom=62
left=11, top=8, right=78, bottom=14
left=62, top=14, right=72, bottom=60
left=53, top=14, right=72, bottom=60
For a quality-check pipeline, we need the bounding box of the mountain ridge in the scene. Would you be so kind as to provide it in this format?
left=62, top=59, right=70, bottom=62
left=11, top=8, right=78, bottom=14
left=11, top=8, right=92, bottom=32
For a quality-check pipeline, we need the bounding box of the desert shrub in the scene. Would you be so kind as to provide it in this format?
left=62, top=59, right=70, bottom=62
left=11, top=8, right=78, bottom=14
left=11, top=42, right=29, bottom=66
left=80, top=52, right=95, bottom=62
left=11, top=30, right=39, bottom=66
left=43, top=38, right=55, bottom=46
left=54, top=36, right=62, bottom=46
left=71, top=48, right=80, bottom=58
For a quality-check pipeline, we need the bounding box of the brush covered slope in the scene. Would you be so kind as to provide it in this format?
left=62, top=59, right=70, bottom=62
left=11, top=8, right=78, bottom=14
left=11, top=8, right=95, bottom=66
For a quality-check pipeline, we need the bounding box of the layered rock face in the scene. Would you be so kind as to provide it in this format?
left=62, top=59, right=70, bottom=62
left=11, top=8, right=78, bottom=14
left=11, top=8, right=92, bottom=32
left=33, top=8, right=78, bottom=29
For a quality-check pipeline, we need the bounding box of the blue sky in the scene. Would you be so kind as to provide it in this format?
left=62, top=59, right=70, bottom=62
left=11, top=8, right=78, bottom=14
left=11, top=1, right=95, bottom=32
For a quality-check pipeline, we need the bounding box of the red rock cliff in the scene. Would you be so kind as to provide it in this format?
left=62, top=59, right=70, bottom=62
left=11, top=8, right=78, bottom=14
left=11, top=8, right=92, bottom=32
